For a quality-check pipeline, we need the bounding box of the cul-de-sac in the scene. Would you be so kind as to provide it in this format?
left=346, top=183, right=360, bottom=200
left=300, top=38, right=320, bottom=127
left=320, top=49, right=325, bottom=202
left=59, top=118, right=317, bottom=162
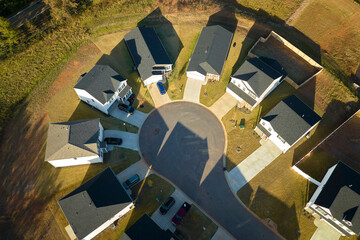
left=0, top=1, right=360, bottom=240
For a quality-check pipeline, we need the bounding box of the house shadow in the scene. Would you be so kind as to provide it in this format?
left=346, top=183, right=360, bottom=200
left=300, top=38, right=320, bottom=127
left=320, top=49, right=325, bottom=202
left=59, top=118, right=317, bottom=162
left=292, top=99, right=360, bottom=166
left=137, top=7, right=183, bottom=64
left=248, top=186, right=300, bottom=240
left=206, top=6, right=238, bottom=33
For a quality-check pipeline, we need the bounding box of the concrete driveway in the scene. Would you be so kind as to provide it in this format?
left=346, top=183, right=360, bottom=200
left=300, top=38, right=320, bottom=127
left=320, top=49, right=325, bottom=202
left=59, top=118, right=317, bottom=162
left=109, top=107, right=147, bottom=128
left=151, top=189, right=193, bottom=233
left=139, top=102, right=282, bottom=240
left=147, top=82, right=171, bottom=107
left=183, top=78, right=205, bottom=103
left=227, top=140, right=282, bottom=192
left=117, top=159, right=153, bottom=184
left=103, top=130, right=138, bottom=151
left=310, top=219, right=341, bottom=240
left=209, top=93, right=238, bottom=119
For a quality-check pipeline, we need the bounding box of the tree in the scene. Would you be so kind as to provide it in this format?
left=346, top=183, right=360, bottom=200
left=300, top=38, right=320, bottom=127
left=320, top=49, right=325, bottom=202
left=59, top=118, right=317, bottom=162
left=0, top=17, right=19, bottom=55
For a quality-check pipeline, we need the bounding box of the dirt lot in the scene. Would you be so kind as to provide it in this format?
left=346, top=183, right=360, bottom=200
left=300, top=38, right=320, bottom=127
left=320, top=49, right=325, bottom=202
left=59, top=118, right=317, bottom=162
left=251, top=35, right=320, bottom=85
left=297, top=111, right=360, bottom=181
left=290, top=0, right=360, bottom=76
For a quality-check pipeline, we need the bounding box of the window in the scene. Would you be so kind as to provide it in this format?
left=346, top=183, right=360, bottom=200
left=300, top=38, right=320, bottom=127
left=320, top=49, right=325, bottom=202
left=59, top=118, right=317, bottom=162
left=277, top=134, right=286, bottom=143
left=248, top=91, right=256, bottom=99
left=316, top=207, right=328, bottom=216
left=268, top=127, right=272, bottom=132
left=261, top=121, right=266, bottom=126
left=91, top=99, right=94, bottom=102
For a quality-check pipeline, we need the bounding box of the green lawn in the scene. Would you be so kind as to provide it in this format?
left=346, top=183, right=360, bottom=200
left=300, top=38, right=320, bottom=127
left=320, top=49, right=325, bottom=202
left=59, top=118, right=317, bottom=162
left=223, top=81, right=295, bottom=170
left=176, top=205, right=218, bottom=240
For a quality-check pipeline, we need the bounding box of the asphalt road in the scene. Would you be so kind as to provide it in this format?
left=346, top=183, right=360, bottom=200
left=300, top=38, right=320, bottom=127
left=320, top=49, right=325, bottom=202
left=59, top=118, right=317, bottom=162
left=139, top=102, right=282, bottom=240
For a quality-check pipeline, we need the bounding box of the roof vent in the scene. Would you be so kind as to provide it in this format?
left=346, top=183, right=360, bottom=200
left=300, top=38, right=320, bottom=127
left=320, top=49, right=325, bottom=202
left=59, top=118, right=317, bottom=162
left=302, top=114, right=305, bottom=118
left=349, top=184, right=353, bottom=187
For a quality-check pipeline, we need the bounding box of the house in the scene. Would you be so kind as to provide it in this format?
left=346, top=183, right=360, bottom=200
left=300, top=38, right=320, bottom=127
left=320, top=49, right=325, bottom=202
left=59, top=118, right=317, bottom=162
left=255, top=95, right=321, bottom=153
left=226, top=57, right=287, bottom=110
left=186, top=25, right=233, bottom=82
left=120, top=214, right=178, bottom=240
left=74, top=65, right=132, bottom=115
left=124, top=27, right=172, bottom=86
left=44, top=118, right=107, bottom=168
left=305, top=161, right=360, bottom=237
left=58, top=167, right=134, bottom=240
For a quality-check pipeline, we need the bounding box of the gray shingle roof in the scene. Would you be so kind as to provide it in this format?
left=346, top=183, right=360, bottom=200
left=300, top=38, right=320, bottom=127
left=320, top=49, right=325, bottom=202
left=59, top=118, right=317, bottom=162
left=187, top=25, right=233, bottom=76
left=262, top=95, right=321, bottom=145
left=124, top=27, right=172, bottom=81
left=45, top=119, right=100, bottom=161
left=227, top=81, right=257, bottom=106
left=232, top=58, right=286, bottom=97
left=74, top=65, right=126, bottom=104
left=58, top=167, right=133, bottom=239
left=315, top=162, right=360, bottom=235
left=120, top=214, right=178, bottom=240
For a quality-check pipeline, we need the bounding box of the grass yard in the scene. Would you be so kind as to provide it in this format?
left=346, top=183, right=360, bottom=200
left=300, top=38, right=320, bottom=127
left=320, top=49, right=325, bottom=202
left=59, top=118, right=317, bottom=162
left=291, top=0, right=360, bottom=76
left=237, top=148, right=318, bottom=240
left=223, top=81, right=295, bottom=170
left=166, top=24, right=202, bottom=100
left=176, top=205, right=218, bottom=240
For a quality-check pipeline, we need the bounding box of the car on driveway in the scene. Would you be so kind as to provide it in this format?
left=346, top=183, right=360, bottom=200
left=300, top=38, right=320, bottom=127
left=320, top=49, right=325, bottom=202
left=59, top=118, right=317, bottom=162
left=159, top=196, right=175, bottom=215
left=118, top=103, right=135, bottom=115
left=123, top=174, right=140, bottom=189
left=157, top=82, right=166, bottom=95
left=104, top=137, right=122, bottom=145
left=171, top=202, right=191, bottom=226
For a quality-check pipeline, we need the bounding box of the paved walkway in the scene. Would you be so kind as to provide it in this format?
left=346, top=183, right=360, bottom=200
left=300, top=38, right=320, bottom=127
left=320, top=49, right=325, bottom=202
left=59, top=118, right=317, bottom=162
left=151, top=189, right=193, bottom=233
left=227, top=140, right=282, bottom=192
left=310, top=218, right=341, bottom=240
left=103, top=130, right=138, bottom=151
left=147, top=83, right=171, bottom=107
left=209, top=93, right=238, bottom=119
left=109, top=107, right=147, bottom=128
left=183, top=78, right=205, bottom=103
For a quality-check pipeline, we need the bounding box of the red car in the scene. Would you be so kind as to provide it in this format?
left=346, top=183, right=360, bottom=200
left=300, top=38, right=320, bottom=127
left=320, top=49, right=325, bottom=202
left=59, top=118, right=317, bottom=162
left=171, top=202, right=191, bottom=226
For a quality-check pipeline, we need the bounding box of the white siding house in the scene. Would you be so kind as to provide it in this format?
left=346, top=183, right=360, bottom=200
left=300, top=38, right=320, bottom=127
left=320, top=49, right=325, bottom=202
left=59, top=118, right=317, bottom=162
left=124, top=27, right=172, bottom=86
left=254, top=95, right=321, bottom=153
left=59, top=168, right=134, bottom=240
left=45, top=119, right=107, bottom=168
left=74, top=65, right=132, bottom=115
left=186, top=25, right=233, bottom=83
left=305, top=162, right=360, bottom=237
left=226, top=57, right=287, bottom=111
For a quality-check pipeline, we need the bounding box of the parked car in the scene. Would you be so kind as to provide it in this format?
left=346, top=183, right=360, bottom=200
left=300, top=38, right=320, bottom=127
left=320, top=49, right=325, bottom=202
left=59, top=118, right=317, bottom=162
left=157, top=81, right=166, bottom=95
left=159, top=197, right=175, bottom=215
left=104, top=137, right=122, bottom=145
left=118, top=103, right=134, bottom=115
left=123, top=174, right=140, bottom=189
left=171, top=202, right=191, bottom=226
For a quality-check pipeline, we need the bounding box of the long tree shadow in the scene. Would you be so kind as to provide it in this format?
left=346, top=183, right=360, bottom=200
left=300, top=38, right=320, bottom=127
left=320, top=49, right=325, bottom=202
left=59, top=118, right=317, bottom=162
left=0, top=102, right=62, bottom=239
left=292, top=99, right=359, bottom=166
left=206, top=6, right=238, bottom=33
left=137, top=7, right=183, bottom=64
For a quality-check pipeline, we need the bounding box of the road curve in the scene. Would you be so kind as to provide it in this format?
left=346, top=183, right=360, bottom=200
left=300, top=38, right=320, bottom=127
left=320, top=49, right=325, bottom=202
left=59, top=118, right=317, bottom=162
left=139, top=102, right=282, bottom=240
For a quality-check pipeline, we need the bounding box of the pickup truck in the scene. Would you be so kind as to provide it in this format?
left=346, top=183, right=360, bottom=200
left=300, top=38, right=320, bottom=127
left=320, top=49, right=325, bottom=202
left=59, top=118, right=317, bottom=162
left=171, top=202, right=191, bottom=226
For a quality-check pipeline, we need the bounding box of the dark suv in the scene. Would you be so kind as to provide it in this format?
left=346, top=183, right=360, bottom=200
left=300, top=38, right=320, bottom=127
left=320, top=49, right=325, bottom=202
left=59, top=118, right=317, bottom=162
left=171, top=202, right=191, bottom=226
left=104, top=137, right=122, bottom=145
left=118, top=103, right=134, bottom=115
left=159, top=197, right=175, bottom=215
left=123, top=174, right=140, bottom=189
